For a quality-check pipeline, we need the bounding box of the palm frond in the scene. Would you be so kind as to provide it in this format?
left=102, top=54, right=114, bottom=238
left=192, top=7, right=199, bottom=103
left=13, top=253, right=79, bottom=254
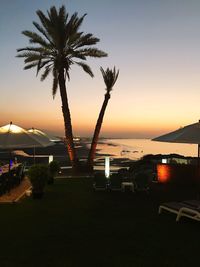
left=100, top=66, right=119, bottom=91
left=37, top=60, right=53, bottom=73
left=67, top=32, right=83, bottom=46
left=65, top=12, right=78, bottom=39
left=59, top=5, right=68, bottom=24
left=52, top=67, right=58, bottom=98
left=52, top=78, right=58, bottom=98
left=68, top=50, right=86, bottom=60
left=77, top=48, right=107, bottom=58
left=36, top=10, right=52, bottom=35
left=74, top=34, right=99, bottom=48
left=41, top=66, right=52, bottom=81
left=64, top=12, right=85, bottom=46
left=36, top=56, right=42, bottom=75
left=76, top=62, right=94, bottom=77
left=48, top=6, right=58, bottom=19
left=32, top=21, right=53, bottom=46
left=17, top=46, right=47, bottom=53
left=16, top=51, right=40, bottom=59
left=24, top=54, right=43, bottom=63
left=22, top=30, right=51, bottom=48
left=64, top=68, right=70, bottom=81
left=70, top=13, right=87, bottom=35
left=24, top=62, right=38, bottom=70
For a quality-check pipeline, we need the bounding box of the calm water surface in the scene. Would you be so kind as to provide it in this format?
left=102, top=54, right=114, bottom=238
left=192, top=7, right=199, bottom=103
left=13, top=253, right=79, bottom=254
left=96, top=139, right=197, bottom=160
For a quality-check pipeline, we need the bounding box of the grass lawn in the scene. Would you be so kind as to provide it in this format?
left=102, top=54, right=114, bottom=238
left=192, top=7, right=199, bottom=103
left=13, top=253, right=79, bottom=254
left=0, top=178, right=199, bottom=267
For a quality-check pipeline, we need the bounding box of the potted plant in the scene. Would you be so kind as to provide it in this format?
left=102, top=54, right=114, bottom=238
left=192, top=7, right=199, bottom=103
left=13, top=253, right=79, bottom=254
left=48, top=160, right=60, bottom=184
left=28, top=164, right=48, bottom=199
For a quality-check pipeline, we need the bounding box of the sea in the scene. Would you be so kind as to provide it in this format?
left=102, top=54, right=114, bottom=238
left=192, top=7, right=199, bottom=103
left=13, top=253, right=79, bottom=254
left=96, top=139, right=197, bottom=160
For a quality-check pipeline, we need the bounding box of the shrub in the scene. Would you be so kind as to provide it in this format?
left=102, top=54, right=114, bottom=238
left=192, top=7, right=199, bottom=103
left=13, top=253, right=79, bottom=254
left=28, top=164, right=48, bottom=197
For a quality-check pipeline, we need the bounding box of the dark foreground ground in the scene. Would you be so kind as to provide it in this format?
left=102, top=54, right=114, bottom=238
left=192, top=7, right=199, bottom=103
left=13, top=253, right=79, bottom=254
left=0, top=178, right=199, bottom=267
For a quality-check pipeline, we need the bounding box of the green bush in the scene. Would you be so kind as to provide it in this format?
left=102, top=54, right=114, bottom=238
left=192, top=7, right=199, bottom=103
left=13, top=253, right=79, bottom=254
left=28, top=164, right=48, bottom=193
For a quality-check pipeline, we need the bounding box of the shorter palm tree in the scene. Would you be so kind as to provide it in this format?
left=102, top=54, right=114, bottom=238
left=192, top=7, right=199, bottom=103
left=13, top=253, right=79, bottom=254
left=87, top=66, right=119, bottom=169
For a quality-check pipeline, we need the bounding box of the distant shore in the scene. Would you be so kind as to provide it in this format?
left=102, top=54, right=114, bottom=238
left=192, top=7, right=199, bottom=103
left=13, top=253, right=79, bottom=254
left=0, top=139, right=134, bottom=170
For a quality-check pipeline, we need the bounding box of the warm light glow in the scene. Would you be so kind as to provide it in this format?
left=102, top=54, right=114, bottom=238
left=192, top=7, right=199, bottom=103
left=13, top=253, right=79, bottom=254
left=157, top=164, right=171, bottom=183
left=49, top=155, right=53, bottom=163
left=28, top=128, right=46, bottom=137
left=105, top=157, right=110, bottom=178
left=0, top=124, right=24, bottom=134
left=66, top=143, right=74, bottom=162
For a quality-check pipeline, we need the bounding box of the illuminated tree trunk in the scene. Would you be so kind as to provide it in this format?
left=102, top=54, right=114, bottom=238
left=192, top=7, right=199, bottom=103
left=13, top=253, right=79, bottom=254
left=58, top=69, right=78, bottom=169
left=87, top=92, right=110, bottom=169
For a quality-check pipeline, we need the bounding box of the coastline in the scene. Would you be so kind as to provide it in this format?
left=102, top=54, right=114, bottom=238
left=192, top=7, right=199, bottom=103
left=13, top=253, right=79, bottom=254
left=0, top=139, right=134, bottom=170
left=1, top=137, right=197, bottom=171
left=1, top=138, right=198, bottom=178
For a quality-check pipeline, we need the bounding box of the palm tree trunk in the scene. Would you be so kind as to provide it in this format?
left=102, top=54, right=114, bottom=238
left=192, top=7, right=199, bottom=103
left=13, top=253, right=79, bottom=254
left=87, top=93, right=110, bottom=169
left=58, top=69, right=78, bottom=169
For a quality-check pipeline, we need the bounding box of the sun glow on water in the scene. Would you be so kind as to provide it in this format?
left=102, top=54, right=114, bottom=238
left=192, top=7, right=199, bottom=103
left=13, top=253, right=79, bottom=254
left=97, top=139, right=197, bottom=160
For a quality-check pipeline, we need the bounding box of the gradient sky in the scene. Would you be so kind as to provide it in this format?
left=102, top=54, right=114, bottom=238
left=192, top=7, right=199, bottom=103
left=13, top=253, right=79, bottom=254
left=1, top=0, right=200, bottom=138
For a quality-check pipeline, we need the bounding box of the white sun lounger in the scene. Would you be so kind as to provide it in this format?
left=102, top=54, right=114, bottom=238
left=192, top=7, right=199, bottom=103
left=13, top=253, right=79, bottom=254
left=159, top=200, right=200, bottom=222
left=176, top=206, right=200, bottom=222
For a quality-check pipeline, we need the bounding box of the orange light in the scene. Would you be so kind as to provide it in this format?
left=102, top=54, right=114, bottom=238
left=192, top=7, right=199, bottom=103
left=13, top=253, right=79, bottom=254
left=66, top=143, right=74, bottom=162
left=157, top=164, right=171, bottom=183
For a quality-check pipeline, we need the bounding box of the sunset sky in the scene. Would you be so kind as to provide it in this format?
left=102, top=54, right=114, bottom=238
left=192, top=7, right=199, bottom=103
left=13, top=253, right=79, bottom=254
left=1, top=0, right=200, bottom=138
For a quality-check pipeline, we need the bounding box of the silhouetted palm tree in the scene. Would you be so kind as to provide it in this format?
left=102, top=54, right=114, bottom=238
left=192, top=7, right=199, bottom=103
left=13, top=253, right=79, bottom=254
left=17, top=6, right=107, bottom=169
left=87, top=67, right=119, bottom=169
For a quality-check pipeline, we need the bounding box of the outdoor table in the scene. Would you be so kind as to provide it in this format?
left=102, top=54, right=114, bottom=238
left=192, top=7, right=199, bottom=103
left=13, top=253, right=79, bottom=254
left=0, top=163, right=20, bottom=176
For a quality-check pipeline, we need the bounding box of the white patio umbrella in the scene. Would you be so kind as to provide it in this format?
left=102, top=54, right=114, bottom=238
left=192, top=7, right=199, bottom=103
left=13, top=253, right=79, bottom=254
left=0, top=122, right=54, bottom=164
left=0, top=123, right=53, bottom=149
left=152, top=121, right=200, bottom=157
left=27, top=128, right=57, bottom=162
left=27, top=128, right=60, bottom=143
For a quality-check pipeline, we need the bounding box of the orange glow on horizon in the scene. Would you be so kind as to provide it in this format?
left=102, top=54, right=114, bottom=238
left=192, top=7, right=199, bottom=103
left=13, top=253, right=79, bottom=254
left=0, top=117, right=191, bottom=138
left=1, top=92, right=200, bottom=138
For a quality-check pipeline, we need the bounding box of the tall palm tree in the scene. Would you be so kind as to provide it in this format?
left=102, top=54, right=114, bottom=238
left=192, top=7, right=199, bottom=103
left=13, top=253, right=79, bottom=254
left=16, top=6, right=107, bottom=169
left=87, top=67, right=119, bottom=169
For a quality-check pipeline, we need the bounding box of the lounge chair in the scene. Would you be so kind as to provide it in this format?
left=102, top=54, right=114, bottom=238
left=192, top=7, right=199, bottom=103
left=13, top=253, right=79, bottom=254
left=116, top=170, right=134, bottom=192
left=182, top=199, right=200, bottom=207
left=93, top=173, right=109, bottom=191
left=109, top=173, right=122, bottom=191
left=176, top=206, right=200, bottom=222
left=118, top=168, right=130, bottom=181
left=159, top=200, right=200, bottom=222
left=134, top=172, right=150, bottom=192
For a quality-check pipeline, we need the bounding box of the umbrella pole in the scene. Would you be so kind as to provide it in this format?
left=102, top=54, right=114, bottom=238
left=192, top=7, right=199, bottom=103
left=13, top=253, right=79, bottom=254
left=198, top=144, right=200, bottom=158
